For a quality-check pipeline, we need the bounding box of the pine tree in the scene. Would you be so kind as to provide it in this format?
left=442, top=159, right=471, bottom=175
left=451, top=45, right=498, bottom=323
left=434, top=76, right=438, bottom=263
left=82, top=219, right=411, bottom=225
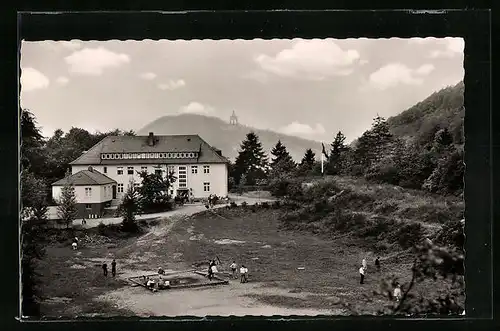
left=300, top=149, right=316, bottom=169
left=119, top=179, right=140, bottom=232
left=354, top=115, right=393, bottom=169
left=56, top=171, right=78, bottom=228
left=327, top=131, right=348, bottom=175
left=233, top=132, right=269, bottom=185
left=270, top=140, right=296, bottom=174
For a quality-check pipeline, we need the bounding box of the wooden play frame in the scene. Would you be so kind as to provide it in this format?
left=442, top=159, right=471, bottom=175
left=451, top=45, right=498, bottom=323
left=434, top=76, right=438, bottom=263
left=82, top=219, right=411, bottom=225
left=127, top=269, right=229, bottom=292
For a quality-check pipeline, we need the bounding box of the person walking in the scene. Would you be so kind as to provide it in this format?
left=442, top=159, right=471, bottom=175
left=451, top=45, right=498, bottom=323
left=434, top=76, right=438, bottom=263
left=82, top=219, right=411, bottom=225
left=359, top=265, right=365, bottom=284
left=230, top=261, right=237, bottom=279
left=207, top=260, right=214, bottom=280
left=375, top=257, right=381, bottom=272
left=102, top=263, right=108, bottom=277
left=111, top=259, right=117, bottom=277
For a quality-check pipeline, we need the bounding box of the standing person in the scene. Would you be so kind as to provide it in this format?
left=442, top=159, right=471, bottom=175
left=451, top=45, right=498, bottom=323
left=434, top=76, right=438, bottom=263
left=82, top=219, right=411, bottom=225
left=111, top=259, right=117, bottom=277
left=102, top=263, right=108, bottom=277
left=243, top=265, right=249, bottom=283
left=393, top=284, right=402, bottom=301
left=240, top=265, right=247, bottom=283
left=207, top=260, right=214, bottom=280
left=230, top=261, right=237, bottom=279
left=359, top=265, right=365, bottom=284
left=375, top=257, right=381, bottom=272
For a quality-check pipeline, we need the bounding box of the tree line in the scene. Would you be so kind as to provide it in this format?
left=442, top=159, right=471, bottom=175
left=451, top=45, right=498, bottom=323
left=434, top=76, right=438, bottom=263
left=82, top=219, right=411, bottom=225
left=229, top=114, right=464, bottom=197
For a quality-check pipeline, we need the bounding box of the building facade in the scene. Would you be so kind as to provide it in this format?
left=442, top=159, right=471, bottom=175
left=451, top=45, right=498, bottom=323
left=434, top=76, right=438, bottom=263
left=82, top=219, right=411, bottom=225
left=52, top=167, right=116, bottom=218
left=68, top=133, right=229, bottom=203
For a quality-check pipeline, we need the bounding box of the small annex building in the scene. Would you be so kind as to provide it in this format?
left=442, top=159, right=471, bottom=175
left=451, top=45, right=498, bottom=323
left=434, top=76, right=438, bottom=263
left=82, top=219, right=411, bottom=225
left=52, top=166, right=117, bottom=219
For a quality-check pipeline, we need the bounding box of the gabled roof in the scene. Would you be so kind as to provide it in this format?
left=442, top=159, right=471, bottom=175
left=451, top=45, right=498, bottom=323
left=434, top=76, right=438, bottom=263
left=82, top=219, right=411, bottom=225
left=70, top=134, right=229, bottom=165
left=52, top=168, right=117, bottom=186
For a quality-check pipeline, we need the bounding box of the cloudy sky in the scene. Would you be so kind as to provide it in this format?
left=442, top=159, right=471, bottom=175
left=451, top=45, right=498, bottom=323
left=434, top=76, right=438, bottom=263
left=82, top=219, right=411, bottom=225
left=20, top=38, right=464, bottom=141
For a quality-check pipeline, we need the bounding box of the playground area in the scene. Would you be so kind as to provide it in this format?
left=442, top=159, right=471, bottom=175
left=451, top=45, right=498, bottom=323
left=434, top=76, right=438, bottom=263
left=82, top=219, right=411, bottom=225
left=37, top=199, right=452, bottom=318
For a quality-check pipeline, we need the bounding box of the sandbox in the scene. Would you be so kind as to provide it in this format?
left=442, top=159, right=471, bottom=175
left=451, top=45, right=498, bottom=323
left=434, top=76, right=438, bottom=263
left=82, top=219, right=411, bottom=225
left=127, top=269, right=229, bottom=292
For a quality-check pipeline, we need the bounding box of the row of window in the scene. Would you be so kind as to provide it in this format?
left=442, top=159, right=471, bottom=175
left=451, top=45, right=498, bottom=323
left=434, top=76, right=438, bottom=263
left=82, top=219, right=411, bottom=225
left=101, top=152, right=198, bottom=160
left=103, top=165, right=211, bottom=175
left=116, top=182, right=211, bottom=193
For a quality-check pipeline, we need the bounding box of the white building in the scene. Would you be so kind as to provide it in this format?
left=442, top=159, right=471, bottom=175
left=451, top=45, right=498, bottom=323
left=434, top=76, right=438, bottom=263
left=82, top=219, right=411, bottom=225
left=68, top=133, right=229, bottom=203
left=52, top=167, right=116, bottom=218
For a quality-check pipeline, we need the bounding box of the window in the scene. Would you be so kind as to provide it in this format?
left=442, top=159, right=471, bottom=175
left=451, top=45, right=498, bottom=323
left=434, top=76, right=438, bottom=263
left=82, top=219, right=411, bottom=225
left=85, top=187, right=92, bottom=197
left=191, top=166, right=198, bottom=174
left=203, top=182, right=210, bottom=192
left=178, top=166, right=187, bottom=188
left=170, top=190, right=174, bottom=195
left=117, top=184, right=124, bottom=193
left=85, top=204, right=91, bottom=209
left=117, top=167, right=123, bottom=175
left=141, top=166, right=148, bottom=172
left=103, top=166, right=107, bottom=174
left=127, top=166, right=134, bottom=175
left=203, top=165, right=210, bottom=174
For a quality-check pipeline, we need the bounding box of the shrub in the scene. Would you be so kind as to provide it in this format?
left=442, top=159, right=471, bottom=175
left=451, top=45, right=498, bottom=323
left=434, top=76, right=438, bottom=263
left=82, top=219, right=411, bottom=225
left=393, top=223, right=425, bottom=249
left=241, top=201, right=248, bottom=208
left=261, top=201, right=270, bottom=209
left=434, top=219, right=464, bottom=250
left=272, top=200, right=281, bottom=209
left=230, top=201, right=237, bottom=208
left=97, top=222, right=107, bottom=235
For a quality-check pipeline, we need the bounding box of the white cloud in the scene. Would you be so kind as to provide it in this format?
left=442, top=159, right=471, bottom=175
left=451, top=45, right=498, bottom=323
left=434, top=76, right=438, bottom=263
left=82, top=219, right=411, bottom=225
left=255, top=39, right=361, bottom=80
left=56, top=76, right=69, bottom=85
left=179, top=102, right=213, bottom=115
left=40, top=40, right=82, bottom=51
left=140, top=72, right=157, bottom=80
left=21, top=67, right=50, bottom=92
left=64, top=47, right=130, bottom=75
left=415, top=64, right=435, bottom=75
left=409, top=37, right=464, bottom=59
left=369, top=63, right=435, bottom=90
left=279, top=121, right=326, bottom=137
left=158, top=79, right=186, bottom=90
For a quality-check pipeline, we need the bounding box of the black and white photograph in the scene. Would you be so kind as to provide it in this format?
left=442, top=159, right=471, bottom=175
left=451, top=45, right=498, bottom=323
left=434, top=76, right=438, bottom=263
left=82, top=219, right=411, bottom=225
left=20, top=36, right=465, bottom=318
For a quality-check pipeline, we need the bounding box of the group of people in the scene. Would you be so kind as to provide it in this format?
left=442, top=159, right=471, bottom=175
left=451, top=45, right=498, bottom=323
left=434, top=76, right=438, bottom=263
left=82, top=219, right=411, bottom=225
left=206, top=194, right=219, bottom=209
left=102, top=259, right=117, bottom=277
left=230, top=261, right=249, bottom=283
left=359, top=257, right=381, bottom=284
left=142, top=275, right=171, bottom=291
left=358, top=256, right=401, bottom=301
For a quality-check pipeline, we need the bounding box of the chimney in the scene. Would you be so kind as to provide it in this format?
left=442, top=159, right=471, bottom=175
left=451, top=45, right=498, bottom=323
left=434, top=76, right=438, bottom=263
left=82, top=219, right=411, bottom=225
left=147, top=132, right=155, bottom=146
left=214, top=148, right=222, bottom=156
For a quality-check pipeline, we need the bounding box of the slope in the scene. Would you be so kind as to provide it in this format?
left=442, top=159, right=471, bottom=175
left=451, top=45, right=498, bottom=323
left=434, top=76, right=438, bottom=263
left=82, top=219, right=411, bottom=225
left=139, top=114, right=322, bottom=162
left=387, top=81, right=464, bottom=145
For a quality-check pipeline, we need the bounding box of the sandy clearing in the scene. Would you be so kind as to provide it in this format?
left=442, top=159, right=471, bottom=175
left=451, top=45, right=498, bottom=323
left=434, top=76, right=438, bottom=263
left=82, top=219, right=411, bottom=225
left=98, top=280, right=342, bottom=317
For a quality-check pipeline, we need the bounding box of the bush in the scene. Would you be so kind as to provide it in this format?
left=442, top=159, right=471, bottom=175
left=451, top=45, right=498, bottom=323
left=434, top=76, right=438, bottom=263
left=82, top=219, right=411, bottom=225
left=260, top=201, right=270, bottom=209
left=393, top=223, right=425, bottom=249
left=230, top=201, right=237, bottom=208
left=97, top=222, right=107, bottom=235
left=434, top=219, right=464, bottom=250
left=272, top=200, right=281, bottom=209
left=241, top=201, right=248, bottom=208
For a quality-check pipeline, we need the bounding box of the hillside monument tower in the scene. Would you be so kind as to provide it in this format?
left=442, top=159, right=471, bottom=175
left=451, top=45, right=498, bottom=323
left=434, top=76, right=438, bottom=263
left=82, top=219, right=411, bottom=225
left=229, top=110, right=239, bottom=125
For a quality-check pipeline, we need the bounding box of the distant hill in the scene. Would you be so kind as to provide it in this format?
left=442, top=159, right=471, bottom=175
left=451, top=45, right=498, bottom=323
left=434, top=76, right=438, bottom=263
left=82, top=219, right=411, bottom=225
left=139, top=114, right=322, bottom=162
left=387, top=81, right=464, bottom=145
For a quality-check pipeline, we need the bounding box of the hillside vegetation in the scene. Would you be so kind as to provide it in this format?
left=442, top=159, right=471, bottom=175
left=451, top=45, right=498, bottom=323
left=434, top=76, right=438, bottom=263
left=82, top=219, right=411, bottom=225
left=138, top=113, right=322, bottom=161
left=387, top=81, right=464, bottom=146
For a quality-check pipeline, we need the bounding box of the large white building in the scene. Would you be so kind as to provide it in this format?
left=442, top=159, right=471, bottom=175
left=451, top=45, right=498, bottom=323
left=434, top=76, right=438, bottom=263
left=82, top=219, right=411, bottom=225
left=65, top=132, right=229, bottom=205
